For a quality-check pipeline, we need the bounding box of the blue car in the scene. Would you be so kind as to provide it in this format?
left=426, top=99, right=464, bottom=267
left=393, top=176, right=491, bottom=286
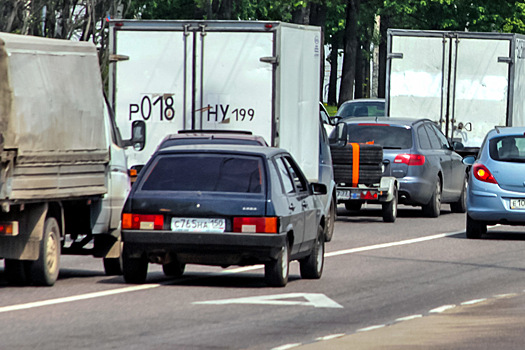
left=464, top=127, right=525, bottom=238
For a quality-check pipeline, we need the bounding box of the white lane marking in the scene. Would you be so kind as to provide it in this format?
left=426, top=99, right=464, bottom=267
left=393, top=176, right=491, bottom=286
left=497, top=293, right=518, bottom=298
left=325, top=231, right=461, bottom=257
left=357, top=324, right=386, bottom=332
left=429, top=304, right=456, bottom=313
left=395, top=314, right=423, bottom=322
left=0, top=284, right=160, bottom=314
left=316, top=334, right=346, bottom=341
left=0, top=232, right=458, bottom=313
left=271, top=343, right=302, bottom=350
left=193, top=293, right=344, bottom=308
left=461, top=298, right=487, bottom=306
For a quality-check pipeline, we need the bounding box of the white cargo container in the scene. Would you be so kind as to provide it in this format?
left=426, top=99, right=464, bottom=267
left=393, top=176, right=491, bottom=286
left=386, top=29, right=525, bottom=151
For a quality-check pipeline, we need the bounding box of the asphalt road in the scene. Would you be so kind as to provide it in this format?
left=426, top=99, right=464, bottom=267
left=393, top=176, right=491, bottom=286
left=1, top=204, right=525, bottom=349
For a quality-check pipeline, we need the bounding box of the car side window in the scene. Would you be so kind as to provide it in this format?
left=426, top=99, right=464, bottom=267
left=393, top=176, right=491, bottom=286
left=275, top=157, right=295, bottom=194
left=417, top=125, right=432, bottom=150
left=283, top=156, right=309, bottom=193
left=429, top=123, right=450, bottom=149
left=424, top=124, right=443, bottom=150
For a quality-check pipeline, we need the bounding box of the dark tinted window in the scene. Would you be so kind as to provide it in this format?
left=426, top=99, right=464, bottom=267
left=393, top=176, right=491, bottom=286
left=275, top=158, right=295, bottom=194
left=424, top=124, right=442, bottom=150
left=489, top=136, right=525, bottom=162
left=429, top=123, right=450, bottom=149
left=338, top=102, right=385, bottom=118
left=417, top=125, right=432, bottom=149
left=346, top=124, right=412, bottom=149
left=141, top=154, right=264, bottom=193
left=159, top=138, right=262, bottom=149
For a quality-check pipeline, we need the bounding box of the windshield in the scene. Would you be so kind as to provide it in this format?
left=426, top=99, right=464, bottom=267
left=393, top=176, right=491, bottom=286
left=337, top=101, right=385, bottom=118
left=140, top=154, right=265, bottom=193
left=489, top=136, right=525, bottom=162
left=347, top=124, right=413, bottom=149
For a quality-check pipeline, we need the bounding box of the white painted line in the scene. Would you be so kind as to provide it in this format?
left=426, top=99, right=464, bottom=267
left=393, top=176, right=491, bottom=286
left=316, top=334, right=346, bottom=341
left=194, top=293, right=344, bottom=308
left=357, top=324, right=386, bottom=332
left=461, top=298, right=487, bottom=306
left=395, top=314, right=423, bottom=322
left=0, top=284, right=160, bottom=314
left=271, top=343, right=302, bottom=350
left=496, top=293, right=518, bottom=298
left=429, top=304, right=456, bottom=313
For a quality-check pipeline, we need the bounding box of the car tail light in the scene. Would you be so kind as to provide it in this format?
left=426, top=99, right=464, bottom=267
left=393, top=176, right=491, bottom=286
left=394, top=154, right=425, bottom=166
left=360, top=191, right=378, bottom=200
left=233, top=217, right=278, bottom=233
left=473, top=164, right=497, bottom=184
left=122, top=213, right=164, bottom=230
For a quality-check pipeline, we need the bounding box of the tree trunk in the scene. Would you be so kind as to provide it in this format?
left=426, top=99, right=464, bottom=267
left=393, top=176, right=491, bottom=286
left=328, top=38, right=340, bottom=106
left=355, top=40, right=364, bottom=99
left=378, top=14, right=389, bottom=98
left=338, top=0, right=360, bottom=106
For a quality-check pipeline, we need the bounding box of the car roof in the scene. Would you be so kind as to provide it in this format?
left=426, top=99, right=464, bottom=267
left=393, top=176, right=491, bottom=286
left=340, top=98, right=385, bottom=105
left=159, top=130, right=268, bottom=146
left=487, top=126, right=525, bottom=138
left=341, top=116, right=429, bottom=126
left=156, top=144, right=286, bottom=158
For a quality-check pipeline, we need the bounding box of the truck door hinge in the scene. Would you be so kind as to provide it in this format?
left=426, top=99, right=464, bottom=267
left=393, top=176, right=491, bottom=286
left=387, top=53, right=403, bottom=60
left=260, top=56, right=279, bottom=65
left=498, top=56, right=513, bottom=64
left=109, top=54, right=130, bottom=62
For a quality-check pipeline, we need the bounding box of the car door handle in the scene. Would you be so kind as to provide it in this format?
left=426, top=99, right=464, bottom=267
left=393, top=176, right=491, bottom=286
left=289, top=203, right=296, bottom=211
left=302, top=201, right=308, bottom=208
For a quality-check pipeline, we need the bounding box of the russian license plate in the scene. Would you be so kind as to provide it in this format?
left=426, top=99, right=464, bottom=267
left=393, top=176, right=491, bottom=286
left=171, top=218, right=226, bottom=233
left=337, top=190, right=350, bottom=200
left=510, top=199, right=525, bottom=210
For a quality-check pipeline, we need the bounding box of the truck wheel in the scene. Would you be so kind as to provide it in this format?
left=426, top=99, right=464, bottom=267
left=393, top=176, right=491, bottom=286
left=325, top=197, right=336, bottom=242
left=466, top=215, right=486, bottom=239
left=422, top=180, right=441, bottom=218
left=300, top=226, right=325, bottom=279
left=344, top=202, right=362, bottom=211
left=29, top=217, right=61, bottom=286
left=162, top=260, right=186, bottom=277
left=122, top=245, right=148, bottom=284
left=4, top=259, right=31, bottom=285
left=382, top=188, right=398, bottom=223
left=450, top=176, right=467, bottom=213
left=265, top=239, right=289, bottom=287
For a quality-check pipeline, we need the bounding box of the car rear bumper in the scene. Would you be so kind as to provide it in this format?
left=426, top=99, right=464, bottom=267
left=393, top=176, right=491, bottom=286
left=122, top=230, right=287, bottom=265
left=397, top=176, right=433, bottom=205
left=467, top=186, right=525, bottom=224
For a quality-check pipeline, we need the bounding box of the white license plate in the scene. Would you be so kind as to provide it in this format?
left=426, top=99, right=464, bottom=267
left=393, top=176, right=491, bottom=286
left=171, top=218, right=226, bottom=233
left=510, top=199, right=525, bottom=210
left=337, top=190, right=350, bottom=200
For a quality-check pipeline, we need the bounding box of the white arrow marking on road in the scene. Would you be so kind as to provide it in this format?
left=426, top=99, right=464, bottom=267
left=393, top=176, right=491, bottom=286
left=193, top=293, right=344, bottom=308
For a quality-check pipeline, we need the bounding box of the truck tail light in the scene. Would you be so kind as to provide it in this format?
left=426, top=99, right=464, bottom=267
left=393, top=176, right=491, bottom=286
left=233, top=217, right=278, bottom=233
left=122, top=213, right=164, bottom=230
left=394, top=154, right=425, bottom=166
left=473, top=164, right=497, bottom=184
left=0, top=222, right=19, bottom=236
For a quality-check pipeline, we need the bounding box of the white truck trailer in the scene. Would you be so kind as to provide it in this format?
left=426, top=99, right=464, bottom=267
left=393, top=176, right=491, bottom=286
left=386, top=29, right=525, bottom=152
left=108, top=20, right=337, bottom=240
left=0, top=33, right=143, bottom=285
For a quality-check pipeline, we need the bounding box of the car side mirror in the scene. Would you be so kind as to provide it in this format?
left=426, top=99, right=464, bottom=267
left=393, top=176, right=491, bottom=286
left=310, top=182, right=327, bottom=195
left=462, top=155, right=476, bottom=166
left=122, top=120, right=146, bottom=151
left=329, top=122, right=347, bottom=146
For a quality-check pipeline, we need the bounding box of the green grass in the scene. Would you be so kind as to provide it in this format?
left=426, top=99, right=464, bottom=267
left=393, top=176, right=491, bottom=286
left=323, top=104, right=338, bottom=117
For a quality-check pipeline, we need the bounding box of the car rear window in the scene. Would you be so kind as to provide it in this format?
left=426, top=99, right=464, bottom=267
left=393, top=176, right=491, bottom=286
left=347, top=124, right=413, bottom=149
left=140, top=154, right=265, bottom=193
left=489, top=136, right=525, bottom=162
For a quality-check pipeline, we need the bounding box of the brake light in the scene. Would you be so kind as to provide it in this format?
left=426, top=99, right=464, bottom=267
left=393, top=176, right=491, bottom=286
left=394, top=154, right=425, bottom=166
left=473, top=164, right=497, bottom=184
left=0, top=222, right=19, bottom=236
left=122, top=213, right=164, bottom=230
left=360, top=191, right=378, bottom=200
left=233, top=217, right=278, bottom=233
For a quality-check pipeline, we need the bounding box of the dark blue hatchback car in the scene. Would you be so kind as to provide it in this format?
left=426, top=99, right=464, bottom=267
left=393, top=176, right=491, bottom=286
left=121, top=144, right=327, bottom=287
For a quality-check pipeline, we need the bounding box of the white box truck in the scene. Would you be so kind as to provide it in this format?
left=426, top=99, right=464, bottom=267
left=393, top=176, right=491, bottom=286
left=0, top=33, right=143, bottom=285
left=386, top=29, right=525, bottom=153
left=108, top=20, right=337, bottom=240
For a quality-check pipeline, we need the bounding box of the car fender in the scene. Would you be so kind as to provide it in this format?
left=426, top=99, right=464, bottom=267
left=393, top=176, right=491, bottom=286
left=380, top=176, right=399, bottom=202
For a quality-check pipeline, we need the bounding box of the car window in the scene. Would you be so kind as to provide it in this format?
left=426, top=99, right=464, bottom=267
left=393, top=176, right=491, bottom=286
left=337, top=102, right=385, bottom=118
left=347, top=124, right=412, bottom=149
left=279, top=156, right=309, bottom=193
left=489, top=136, right=525, bottom=161
left=275, top=158, right=295, bottom=194
left=417, top=125, right=432, bottom=150
left=427, top=123, right=450, bottom=149
left=423, top=124, right=442, bottom=150
left=320, top=106, right=331, bottom=125
left=140, top=154, right=264, bottom=193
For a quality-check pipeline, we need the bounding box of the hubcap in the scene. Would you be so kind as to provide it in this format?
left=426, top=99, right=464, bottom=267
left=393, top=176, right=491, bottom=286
left=281, top=246, right=288, bottom=278
left=46, top=231, right=58, bottom=274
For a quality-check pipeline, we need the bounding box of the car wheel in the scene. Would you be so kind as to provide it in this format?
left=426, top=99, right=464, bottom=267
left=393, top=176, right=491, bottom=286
left=265, top=240, right=290, bottom=287
left=28, top=217, right=61, bottom=286
left=300, top=226, right=325, bottom=279
left=162, top=260, right=186, bottom=277
left=344, top=201, right=362, bottom=211
left=450, top=175, right=467, bottom=213
left=382, top=188, right=398, bottom=223
left=422, top=179, right=441, bottom=218
left=325, top=197, right=336, bottom=242
left=466, top=214, right=487, bottom=239
left=122, top=244, right=148, bottom=284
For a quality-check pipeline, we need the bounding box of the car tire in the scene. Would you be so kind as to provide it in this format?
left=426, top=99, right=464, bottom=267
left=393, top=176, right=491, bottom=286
left=265, top=240, right=289, bottom=287
left=450, top=176, right=467, bottom=213
left=422, top=180, right=441, bottom=218
left=28, top=217, right=61, bottom=286
left=466, top=214, right=487, bottom=239
left=325, top=197, right=336, bottom=242
left=382, top=188, right=398, bottom=223
left=300, top=226, right=325, bottom=279
left=162, top=260, right=186, bottom=277
left=344, top=201, right=362, bottom=211
left=122, top=245, right=148, bottom=284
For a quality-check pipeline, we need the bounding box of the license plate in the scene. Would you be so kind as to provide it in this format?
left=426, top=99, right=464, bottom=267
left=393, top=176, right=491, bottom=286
left=171, top=218, right=226, bottom=233
left=510, top=199, right=525, bottom=210
left=337, top=190, right=350, bottom=200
